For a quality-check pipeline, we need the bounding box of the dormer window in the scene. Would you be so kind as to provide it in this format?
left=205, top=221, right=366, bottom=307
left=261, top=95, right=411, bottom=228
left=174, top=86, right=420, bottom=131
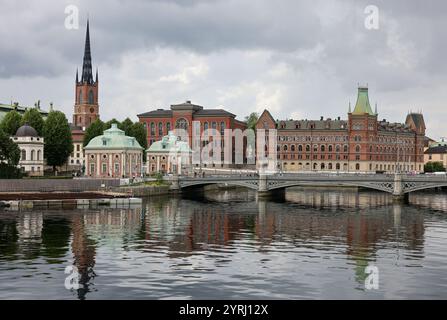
left=102, top=140, right=107, bottom=146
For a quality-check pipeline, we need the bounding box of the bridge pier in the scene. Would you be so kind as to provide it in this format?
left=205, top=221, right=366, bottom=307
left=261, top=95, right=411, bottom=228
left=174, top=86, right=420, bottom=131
left=169, top=175, right=181, bottom=194
left=391, top=174, right=409, bottom=203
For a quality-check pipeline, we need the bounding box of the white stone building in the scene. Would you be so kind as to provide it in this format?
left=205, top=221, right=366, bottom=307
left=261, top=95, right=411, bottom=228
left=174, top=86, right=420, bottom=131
left=12, top=124, right=45, bottom=176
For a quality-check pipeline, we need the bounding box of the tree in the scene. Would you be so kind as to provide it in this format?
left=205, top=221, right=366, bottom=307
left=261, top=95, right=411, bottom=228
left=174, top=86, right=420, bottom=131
left=130, top=122, right=148, bottom=161
left=43, top=111, right=73, bottom=173
left=21, top=108, right=45, bottom=136
left=244, top=112, right=259, bottom=131
left=0, top=110, right=22, bottom=136
left=104, top=118, right=120, bottom=130
left=0, top=129, right=21, bottom=178
left=424, top=161, right=446, bottom=172
left=83, top=119, right=105, bottom=147
left=119, top=118, right=134, bottom=136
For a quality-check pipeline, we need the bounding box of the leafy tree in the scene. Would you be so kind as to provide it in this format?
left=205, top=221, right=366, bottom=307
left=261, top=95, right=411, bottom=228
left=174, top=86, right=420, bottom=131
left=0, top=110, right=22, bottom=136
left=83, top=119, right=105, bottom=147
left=104, top=118, right=120, bottom=130
left=424, top=161, right=446, bottom=172
left=43, top=111, right=73, bottom=173
left=0, top=129, right=21, bottom=178
left=244, top=112, right=259, bottom=131
left=21, top=108, right=45, bottom=136
left=119, top=118, right=134, bottom=135
left=130, top=122, right=148, bottom=161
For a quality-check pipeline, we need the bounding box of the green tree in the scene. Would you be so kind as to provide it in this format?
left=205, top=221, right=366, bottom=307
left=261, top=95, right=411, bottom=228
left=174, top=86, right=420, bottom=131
left=244, top=112, right=259, bottom=130
left=0, top=129, right=21, bottom=178
left=130, top=122, right=148, bottom=161
left=104, top=118, right=120, bottom=130
left=83, top=119, right=105, bottom=147
left=424, top=161, right=446, bottom=172
left=0, top=110, right=22, bottom=136
left=43, top=111, right=73, bottom=173
left=21, top=108, right=45, bottom=136
left=119, top=118, right=134, bottom=135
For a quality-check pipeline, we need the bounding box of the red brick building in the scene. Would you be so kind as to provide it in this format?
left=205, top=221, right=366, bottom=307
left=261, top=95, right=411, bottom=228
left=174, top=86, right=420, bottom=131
left=137, top=101, right=247, bottom=168
left=257, top=86, right=426, bottom=173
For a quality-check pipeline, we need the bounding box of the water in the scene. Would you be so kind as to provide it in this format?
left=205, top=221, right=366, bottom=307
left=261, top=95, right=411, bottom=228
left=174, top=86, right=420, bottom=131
left=1, top=188, right=447, bottom=300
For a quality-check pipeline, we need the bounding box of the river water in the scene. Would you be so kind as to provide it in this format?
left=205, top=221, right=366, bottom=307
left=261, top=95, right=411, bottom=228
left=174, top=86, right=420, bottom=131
left=0, top=188, right=446, bottom=300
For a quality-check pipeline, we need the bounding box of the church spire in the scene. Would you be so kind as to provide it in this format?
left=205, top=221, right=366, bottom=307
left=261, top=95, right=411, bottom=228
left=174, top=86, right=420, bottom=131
left=76, top=68, right=79, bottom=83
left=81, top=19, right=94, bottom=84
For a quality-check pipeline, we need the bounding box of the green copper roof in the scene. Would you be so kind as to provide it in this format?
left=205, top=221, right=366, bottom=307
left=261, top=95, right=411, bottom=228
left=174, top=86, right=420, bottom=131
left=84, top=124, right=143, bottom=150
left=352, top=87, right=375, bottom=115
left=147, top=131, right=192, bottom=153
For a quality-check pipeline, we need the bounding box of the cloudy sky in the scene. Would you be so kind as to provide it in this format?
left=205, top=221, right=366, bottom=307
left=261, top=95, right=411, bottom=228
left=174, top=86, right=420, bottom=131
left=1, top=0, right=446, bottom=138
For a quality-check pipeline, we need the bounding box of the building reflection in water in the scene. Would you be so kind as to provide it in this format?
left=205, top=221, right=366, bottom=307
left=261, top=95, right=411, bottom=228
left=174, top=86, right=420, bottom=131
left=1, top=188, right=442, bottom=299
left=70, top=207, right=144, bottom=300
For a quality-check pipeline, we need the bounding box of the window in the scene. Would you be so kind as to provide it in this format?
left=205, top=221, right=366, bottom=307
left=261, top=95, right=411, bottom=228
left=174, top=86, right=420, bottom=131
left=356, top=163, right=360, bottom=170
left=150, top=122, right=155, bottom=135
left=176, top=118, right=188, bottom=130
left=31, top=150, right=35, bottom=161
left=355, top=145, right=360, bottom=153
left=220, top=122, right=225, bottom=136
left=102, top=163, right=107, bottom=173
left=291, top=145, right=296, bottom=152
left=306, top=145, right=310, bottom=152
left=90, top=163, right=95, bottom=174
left=21, top=149, right=26, bottom=161
left=88, top=90, right=94, bottom=104
left=79, top=90, right=82, bottom=104
left=328, top=145, right=333, bottom=152
left=37, top=150, right=41, bottom=160
left=166, top=122, right=171, bottom=132
left=321, top=145, right=325, bottom=152
left=298, top=145, right=303, bottom=152
left=158, top=122, right=163, bottom=136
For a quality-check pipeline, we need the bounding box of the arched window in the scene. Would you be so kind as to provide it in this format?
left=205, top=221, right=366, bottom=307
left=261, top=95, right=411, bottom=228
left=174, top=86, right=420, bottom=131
left=306, top=145, right=310, bottom=152
left=150, top=122, right=155, bottom=135
left=298, top=145, right=303, bottom=152
left=31, top=150, right=35, bottom=161
left=166, top=122, right=171, bottom=133
left=355, top=145, right=361, bottom=153
left=220, top=122, right=225, bottom=136
left=204, top=122, right=209, bottom=131
left=321, top=163, right=325, bottom=170
left=321, top=145, right=325, bottom=152
left=78, top=90, right=82, bottom=104
left=336, top=163, right=340, bottom=170
left=291, top=145, right=296, bottom=152
left=175, top=118, right=188, bottom=130
left=328, top=145, right=333, bottom=152
left=344, top=145, right=348, bottom=153
left=37, top=150, right=41, bottom=161
left=355, top=163, right=360, bottom=170
left=88, top=90, right=94, bottom=104
left=21, top=149, right=26, bottom=161
left=158, top=122, right=163, bottom=136
left=284, top=145, right=288, bottom=152
left=335, top=145, right=340, bottom=153
left=211, top=122, right=217, bottom=129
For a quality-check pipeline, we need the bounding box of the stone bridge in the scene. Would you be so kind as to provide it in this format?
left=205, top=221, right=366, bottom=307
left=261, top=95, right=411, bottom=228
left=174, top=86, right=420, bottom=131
left=168, top=173, right=447, bottom=199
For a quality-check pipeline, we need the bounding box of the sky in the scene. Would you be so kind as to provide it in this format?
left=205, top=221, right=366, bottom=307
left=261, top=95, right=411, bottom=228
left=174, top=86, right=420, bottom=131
left=0, top=0, right=446, bottom=139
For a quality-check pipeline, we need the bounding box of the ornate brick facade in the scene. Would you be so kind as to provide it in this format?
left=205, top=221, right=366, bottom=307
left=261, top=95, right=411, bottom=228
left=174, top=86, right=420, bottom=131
left=257, top=87, right=426, bottom=173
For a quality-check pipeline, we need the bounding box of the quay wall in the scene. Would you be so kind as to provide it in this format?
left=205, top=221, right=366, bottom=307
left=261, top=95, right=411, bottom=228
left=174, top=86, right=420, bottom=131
left=0, top=179, right=120, bottom=192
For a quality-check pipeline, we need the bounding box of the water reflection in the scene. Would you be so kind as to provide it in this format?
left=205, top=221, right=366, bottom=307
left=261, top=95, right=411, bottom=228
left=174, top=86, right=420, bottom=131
left=0, top=188, right=446, bottom=299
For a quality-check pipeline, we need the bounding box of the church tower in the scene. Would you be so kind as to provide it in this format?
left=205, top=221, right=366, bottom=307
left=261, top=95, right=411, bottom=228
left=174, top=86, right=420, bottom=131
left=73, top=20, right=99, bottom=128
